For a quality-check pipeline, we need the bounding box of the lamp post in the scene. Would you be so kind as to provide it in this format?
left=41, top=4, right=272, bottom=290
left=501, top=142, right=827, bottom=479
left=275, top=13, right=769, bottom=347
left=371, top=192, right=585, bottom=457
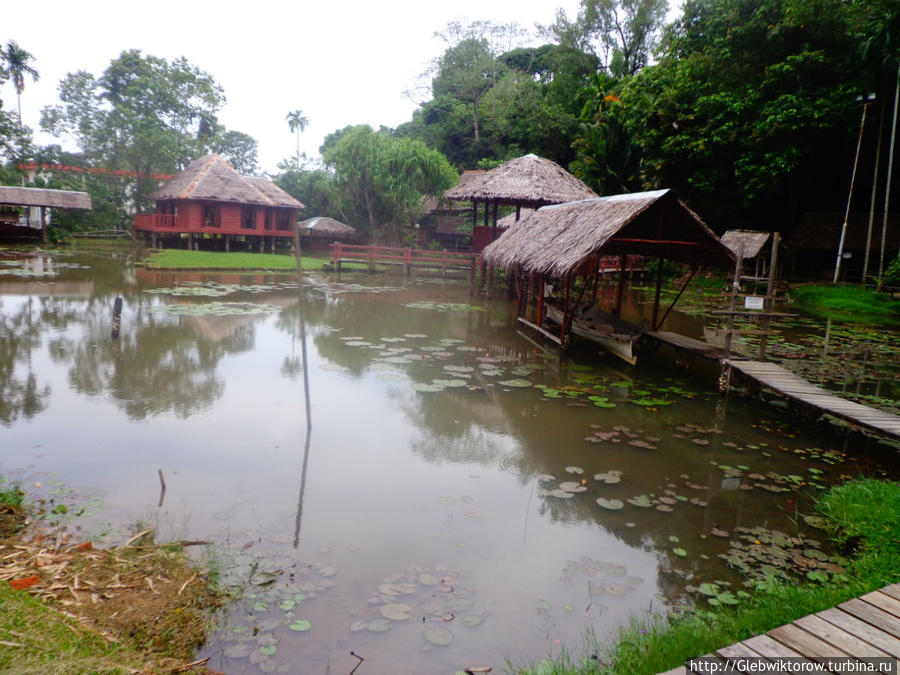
left=834, top=93, right=876, bottom=284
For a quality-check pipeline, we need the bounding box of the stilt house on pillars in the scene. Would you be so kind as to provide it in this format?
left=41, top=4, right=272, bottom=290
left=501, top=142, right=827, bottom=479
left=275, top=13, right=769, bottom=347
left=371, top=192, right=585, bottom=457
left=482, top=189, right=735, bottom=363
left=443, top=154, right=597, bottom=253
left=133, top=155, right=304, bottom=251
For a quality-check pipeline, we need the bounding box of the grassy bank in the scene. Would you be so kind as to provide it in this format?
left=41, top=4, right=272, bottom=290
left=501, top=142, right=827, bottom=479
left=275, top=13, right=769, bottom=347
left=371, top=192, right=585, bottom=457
left=0, top=481, right=223, bottom=673
left=139, top=248, right=373, bottom=272
left=789, top=284, right=900, bottom=325
left=518, top=478, right=900, bottom=674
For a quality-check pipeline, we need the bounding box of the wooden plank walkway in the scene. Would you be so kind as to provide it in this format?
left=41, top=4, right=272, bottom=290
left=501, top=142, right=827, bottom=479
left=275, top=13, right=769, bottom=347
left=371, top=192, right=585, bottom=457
left=646, top=330, right=739, bottom=361
left=658, top=583, right=900, bottom=674
left=725, top=359, right=900, bottom=440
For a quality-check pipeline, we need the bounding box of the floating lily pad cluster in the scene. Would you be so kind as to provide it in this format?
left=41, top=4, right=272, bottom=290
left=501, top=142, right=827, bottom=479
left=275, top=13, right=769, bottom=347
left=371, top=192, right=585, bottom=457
left=404, top=301, right=486, bottom=312
left=148, top=301, right=282, bottom=316
left=716, top=525, right=848, bottom=589
left=0, top=259, right=88, bottom=277
left=584, top=425, right=663, bottom=450
left=213, top=551, right=337, bottom=672
left=145, top=281, right=297, bottom=297
left=349, top=564, right=485, bottom=651
left=552, top=557, right=645, bottom=614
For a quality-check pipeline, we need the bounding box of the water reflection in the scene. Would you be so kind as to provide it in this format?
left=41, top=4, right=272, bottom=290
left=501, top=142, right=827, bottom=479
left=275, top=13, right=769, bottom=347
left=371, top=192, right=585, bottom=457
left=1, top=252, right=898, bottom=674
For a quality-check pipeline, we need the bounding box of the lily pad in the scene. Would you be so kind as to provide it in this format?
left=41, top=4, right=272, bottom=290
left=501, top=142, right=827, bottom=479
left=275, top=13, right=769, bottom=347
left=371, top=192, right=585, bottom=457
left=380, top=603, right=413, bottom=620
left=672, top=548, right=687, bottom=557
left=596, top=498, right=624, bottom=510
left=423, top=626, right=453, bottom=646
left=366, top=619, right=393, bottom=632
left=803, top=515, right=829, bottom=529
left=565, top=466, right=584, bottom=474
left=289, top=620, right=312, bottom=632
left=498, top=379, right=532, bottom=388
left=462, top=615, right=484, bottom=627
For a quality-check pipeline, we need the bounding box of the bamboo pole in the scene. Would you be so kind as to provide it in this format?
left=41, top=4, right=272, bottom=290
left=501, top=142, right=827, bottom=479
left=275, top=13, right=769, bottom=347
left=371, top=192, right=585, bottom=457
left=834, top=98, right=873, bottom=283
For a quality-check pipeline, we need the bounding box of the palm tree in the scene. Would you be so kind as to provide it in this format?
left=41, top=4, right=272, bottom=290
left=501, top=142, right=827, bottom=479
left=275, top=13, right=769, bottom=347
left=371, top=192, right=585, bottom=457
left=2, top=41, right=39, bottom=124
left=286, top=109, right=309, bottom=166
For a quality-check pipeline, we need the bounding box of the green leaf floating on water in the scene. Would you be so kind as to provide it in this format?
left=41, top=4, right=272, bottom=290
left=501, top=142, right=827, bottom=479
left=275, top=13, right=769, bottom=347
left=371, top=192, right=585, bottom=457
left=423, top=626, right=453, bottom=646
left=596, top=498, right=624, bottom=510
left=498, top=379, right=532, bottom=388
left=697, top=583, right=720, bottom=596
left=289, top=620, right=312, bottom=631
left=672, top=548, right=687, bottom=557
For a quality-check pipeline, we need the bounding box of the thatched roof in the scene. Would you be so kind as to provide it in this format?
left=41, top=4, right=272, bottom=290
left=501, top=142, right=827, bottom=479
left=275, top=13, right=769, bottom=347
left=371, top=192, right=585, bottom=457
left=151, top=155, right=304, bottom=209
left=0, top=186, right=91, bottom=210
left=298, top=216, right=355, bottom=238
left=482, top=189, right=735, bottom=277
left=721, top=230, right=771, bottom=259
left=443, top=154, right=597, bottom=207
left=495, top=208, right=535, bottom=230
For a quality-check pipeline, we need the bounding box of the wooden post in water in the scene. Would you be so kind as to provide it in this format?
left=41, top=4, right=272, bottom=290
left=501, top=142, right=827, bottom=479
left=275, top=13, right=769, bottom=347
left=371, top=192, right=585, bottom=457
left=719, top=244, right=745, bottom=394
left=758, top=232, right=780, bottom=360
left=651, top=256, right=664, bottom=330
left=614, top=255, right=627, bottom=317
left=110, top=297, right=123, bottom=340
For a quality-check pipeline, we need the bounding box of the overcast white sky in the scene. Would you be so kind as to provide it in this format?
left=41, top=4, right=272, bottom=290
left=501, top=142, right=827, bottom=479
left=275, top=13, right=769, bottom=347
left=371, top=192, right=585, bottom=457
left=4, top=0, right=590, bottom=175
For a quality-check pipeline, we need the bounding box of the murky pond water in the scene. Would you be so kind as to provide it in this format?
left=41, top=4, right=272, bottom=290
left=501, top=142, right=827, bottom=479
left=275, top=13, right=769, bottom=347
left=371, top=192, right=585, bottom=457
left=1, top=249, right=898, bottom=674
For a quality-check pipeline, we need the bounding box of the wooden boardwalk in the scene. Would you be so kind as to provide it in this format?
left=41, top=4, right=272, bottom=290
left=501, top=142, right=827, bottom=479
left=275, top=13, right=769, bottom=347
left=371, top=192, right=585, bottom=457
left=646, top=330, right=739, bottom=361
left=725, top=359, right=900, bottom=440
left=659, top=584, right=900, bottom=674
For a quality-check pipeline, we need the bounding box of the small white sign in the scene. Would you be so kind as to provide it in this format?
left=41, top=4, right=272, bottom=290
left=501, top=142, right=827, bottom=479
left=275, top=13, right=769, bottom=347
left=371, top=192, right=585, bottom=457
left=744, top=296, right=765, bottom=310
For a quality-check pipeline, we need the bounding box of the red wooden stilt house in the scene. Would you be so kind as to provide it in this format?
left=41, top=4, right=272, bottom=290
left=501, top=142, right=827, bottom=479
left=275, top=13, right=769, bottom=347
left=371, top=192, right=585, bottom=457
left=134, top=155, right=304, bottom=251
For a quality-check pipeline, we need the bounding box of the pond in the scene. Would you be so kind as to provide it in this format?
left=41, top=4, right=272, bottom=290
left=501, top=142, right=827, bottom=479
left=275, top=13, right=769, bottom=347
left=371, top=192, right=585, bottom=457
left=1, top=248, right=898, bottom=674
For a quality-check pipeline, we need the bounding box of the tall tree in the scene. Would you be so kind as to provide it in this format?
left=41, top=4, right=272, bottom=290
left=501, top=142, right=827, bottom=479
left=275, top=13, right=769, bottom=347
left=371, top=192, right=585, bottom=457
left=286, top=109, right=309, bottom=165
left=2, top=41, right=39, bottom=123
left=583, top=0, right=668, bottom=76
left=321, top=125, right=457, bottom=242
left=41, top=50, right=228, bottom=218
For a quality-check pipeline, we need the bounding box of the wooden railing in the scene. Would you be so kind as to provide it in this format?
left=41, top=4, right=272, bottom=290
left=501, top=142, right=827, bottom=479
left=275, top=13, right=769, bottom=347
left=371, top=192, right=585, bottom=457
left=330, top=243, right=480, bottom=277
left=134, top=213, right=178, bottom=231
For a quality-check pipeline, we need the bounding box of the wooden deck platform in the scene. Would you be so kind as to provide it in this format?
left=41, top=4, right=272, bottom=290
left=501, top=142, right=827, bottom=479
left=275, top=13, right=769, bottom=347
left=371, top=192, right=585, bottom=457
left=725, top=359, right=900, bottom=440
left=645, top=330, right=739, bottom=361
left=658, top=584, right=900, bottom=674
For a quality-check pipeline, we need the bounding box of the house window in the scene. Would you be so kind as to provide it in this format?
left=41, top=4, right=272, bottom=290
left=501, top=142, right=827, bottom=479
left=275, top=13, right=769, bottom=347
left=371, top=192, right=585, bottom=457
left=276, top=211, right=292, bottom=231
left=242, top=205, right=256, bottom=229
left=203, top=205, right=218, bottom=228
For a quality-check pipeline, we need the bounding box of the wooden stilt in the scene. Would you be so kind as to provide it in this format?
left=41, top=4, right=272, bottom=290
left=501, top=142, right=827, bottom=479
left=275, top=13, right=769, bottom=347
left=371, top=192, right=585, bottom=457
left=614, top=255, right=627, bottom=317
left=560, top=275, right=571, bottom=348
left=651, top=256, right=664, bottom=329
left=537, top=277, right=545, bottom=327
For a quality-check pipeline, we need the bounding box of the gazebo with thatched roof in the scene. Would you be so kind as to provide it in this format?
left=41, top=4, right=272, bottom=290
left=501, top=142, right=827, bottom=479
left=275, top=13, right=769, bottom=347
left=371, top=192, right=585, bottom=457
left=298, top=216, right=356, bottom=240
left=134, top=154, right=304, bottom=252
left=482, top=188, right=735, bottom=355
left=443, top=154, right=597, bottom=252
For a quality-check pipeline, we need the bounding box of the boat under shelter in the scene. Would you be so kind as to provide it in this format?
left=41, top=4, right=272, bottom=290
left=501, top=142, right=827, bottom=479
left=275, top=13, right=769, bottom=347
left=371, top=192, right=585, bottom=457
left=481, top=188, right=736, bottom=361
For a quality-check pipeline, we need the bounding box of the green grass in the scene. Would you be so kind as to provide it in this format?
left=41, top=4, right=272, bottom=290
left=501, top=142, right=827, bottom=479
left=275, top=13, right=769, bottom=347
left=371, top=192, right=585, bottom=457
left=790, top=284, right=900, bottom=325
left=142, top=248, right=326, bottom=271
left=0, top=583, right=149, bottom=674
left=515, top=478, right=900, bottom=674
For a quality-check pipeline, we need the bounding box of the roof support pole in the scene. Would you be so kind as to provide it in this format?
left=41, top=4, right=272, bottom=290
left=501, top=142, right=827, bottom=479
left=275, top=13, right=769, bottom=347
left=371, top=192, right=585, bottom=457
left=651, top=256, right=664, bottom=329
left=537, top=276, right=544, bottom=328
left=560, top=275, right=571, bottom=348
left=614, top=255, right=627, bottom=317
left=40, top=206, right=46, bottom=243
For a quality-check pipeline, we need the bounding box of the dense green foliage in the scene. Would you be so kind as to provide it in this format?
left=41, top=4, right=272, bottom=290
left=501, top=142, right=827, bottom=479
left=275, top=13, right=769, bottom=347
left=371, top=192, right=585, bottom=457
left=320, top=125, right=458, bottom=243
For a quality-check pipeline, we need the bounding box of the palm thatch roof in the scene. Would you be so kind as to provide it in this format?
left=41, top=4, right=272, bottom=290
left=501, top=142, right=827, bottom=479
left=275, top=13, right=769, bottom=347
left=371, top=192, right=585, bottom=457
left=720, top=230, right=771, bottom=259
left=495, top=208, right=535, bottom=230
left=298, top=216, right=356, bottom=239
left=482, top=189, right=735, bottom=277
left=0, top=186, right=91, bottom=209
left=443, top=154, right=597, bottom=207
left=151, top=155, right=304, bottom=209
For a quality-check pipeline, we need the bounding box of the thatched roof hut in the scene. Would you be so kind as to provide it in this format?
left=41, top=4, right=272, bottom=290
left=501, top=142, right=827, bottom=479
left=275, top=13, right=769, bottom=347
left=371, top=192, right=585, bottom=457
left=298, top=217, right=355, bottom=239
left=443, top=154, right=597, bottom=207
left=151, top=155, right=303, bottom=209
left=0, top=186, right=91, bottom=210
left=482, top=189, right=735, bottom=277
left=720, top=230, right=771, bottom=259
